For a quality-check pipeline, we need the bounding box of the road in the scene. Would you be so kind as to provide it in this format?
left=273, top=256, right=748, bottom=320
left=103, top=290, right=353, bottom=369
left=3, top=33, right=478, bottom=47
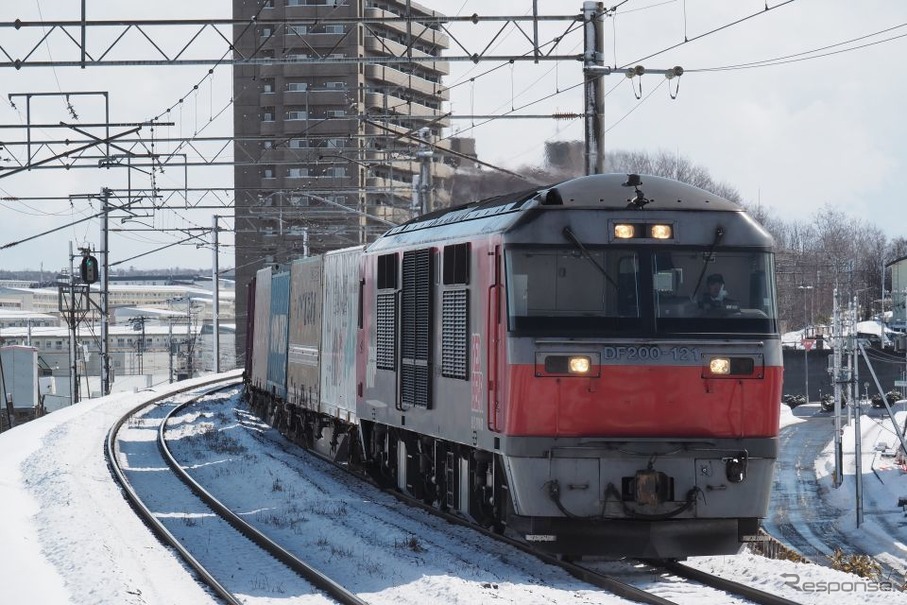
left=764, top=402, right=907, bottom=581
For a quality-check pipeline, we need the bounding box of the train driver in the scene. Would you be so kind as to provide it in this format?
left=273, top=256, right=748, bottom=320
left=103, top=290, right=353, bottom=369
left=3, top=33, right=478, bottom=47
left=699, top=273, right=740, bottom=314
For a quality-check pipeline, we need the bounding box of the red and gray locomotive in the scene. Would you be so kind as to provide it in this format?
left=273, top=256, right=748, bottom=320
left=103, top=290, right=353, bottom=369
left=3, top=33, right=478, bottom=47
left=246, top=173, right=782, bottom=559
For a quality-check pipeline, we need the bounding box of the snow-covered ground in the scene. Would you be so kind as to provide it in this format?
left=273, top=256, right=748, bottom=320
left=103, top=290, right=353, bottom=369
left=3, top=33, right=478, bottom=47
left=1, top=374, right=906, bottom=603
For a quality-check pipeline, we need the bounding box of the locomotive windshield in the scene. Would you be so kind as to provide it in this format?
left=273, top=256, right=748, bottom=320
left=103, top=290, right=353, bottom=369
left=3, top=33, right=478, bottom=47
left=505, top=247, right=777, bottom=336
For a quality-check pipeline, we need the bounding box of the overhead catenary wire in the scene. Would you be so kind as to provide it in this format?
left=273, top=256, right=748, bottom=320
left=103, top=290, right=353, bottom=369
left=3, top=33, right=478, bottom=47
left=4, top=2, right=907, bottom=271
left=689, top=22, right=907, bottom=72
left=619, top=0, right=799, bottom=69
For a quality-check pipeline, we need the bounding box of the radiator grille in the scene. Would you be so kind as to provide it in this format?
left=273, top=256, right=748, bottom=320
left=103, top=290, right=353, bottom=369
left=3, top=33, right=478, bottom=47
left=376, top=292, right=395, bottom=370
left=441, top=289, right=469, bottom=379
left=401, top=249, right=433, bottom=408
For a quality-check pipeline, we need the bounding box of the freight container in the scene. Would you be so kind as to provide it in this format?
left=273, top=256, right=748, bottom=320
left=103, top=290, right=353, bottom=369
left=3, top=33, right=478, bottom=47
left=250, top=268, right=271, bottom=391
left=267, top=271, right=291, bottom=400
left=320, top=246, right=362, bottom=422
left=287, top=256, right=323, bottom=409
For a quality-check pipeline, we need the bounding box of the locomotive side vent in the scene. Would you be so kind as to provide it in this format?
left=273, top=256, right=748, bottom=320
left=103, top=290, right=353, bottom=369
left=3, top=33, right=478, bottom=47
left=441, top=289, right=469, bottom=379
left=401, top=248, right=433, bottom=408
left=376, top=292, right=396, bottom=370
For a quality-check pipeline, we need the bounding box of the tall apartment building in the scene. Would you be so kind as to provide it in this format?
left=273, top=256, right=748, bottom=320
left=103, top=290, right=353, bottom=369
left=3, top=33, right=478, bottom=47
left=232, top=0, right=451, bottom=357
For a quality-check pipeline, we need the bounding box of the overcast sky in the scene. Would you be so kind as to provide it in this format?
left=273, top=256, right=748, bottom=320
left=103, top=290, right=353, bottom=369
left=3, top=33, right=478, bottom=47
left=0, top=0, right=905, bottom=273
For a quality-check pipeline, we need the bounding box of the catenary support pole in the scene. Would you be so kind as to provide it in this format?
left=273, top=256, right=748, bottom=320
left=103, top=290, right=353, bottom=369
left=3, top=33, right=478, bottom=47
left=100, top=187, right=111, bottom=396
left=832, top=288, right=843, bottom=487
left=69, top=242, right=79, bottom=405
left=854, top=380, right=863, bottom=527
left=582, top=1, right=605, bottom=175
left=212, top=215, right=220, bottom=374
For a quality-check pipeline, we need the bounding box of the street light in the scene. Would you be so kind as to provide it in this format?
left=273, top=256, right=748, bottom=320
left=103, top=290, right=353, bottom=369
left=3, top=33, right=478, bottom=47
left=799, top=284, right=814, bottom=402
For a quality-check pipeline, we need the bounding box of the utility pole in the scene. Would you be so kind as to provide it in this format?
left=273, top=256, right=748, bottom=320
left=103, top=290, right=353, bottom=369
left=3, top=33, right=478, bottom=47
left=414, top=128, right=433, bottom=216
left=855, top=377, right=864, bottom=527
left=168, top=321, right=174, bottom=383
left=100, top=187, right=111, bottom=396
left=67, top=243, right=79, bottom=405
left=831, top=288, right=844, bottom=487
left=582, top=1, right=605, bottom=175
left=212, top=215, right=220, bottom=373
left=799, top=284, right=813, bottom=401
left=186, top=297, right=194, bottom=379
left=129, top=316, right=147, bottom=375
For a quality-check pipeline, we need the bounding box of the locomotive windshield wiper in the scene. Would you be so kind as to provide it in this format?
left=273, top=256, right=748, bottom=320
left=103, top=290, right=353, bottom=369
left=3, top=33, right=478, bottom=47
left=691, top=226, right=725, bottom=298
left=562, top=226, right=618, bottom=290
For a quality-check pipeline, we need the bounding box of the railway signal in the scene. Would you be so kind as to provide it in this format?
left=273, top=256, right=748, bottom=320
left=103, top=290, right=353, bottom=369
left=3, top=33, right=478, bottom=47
left=80, top=254, right=99, bottom=284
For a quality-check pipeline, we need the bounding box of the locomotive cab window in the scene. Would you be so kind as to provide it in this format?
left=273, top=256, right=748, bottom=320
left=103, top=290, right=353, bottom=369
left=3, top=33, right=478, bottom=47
left=654, top=250, right=778, bottom=335
left=505, top=246, right=777, bottom=337
left=442, top=243, right=470, bottom=285
left=505, top=247, right=640, bottom=335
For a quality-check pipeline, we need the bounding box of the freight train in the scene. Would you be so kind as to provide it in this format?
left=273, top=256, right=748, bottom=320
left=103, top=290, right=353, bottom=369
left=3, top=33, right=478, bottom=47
left=244, top=173, right=782, bottom=559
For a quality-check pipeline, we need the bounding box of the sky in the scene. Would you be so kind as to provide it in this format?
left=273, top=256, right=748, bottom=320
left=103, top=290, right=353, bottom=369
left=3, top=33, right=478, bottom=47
left=0, top=1, right=906, bottom=273
left=1, top=372, right=906, bottom=604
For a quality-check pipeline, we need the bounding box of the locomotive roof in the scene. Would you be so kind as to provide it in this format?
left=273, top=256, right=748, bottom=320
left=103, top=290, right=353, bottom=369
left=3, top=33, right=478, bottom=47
left=387, top=173, right=738, bottom=231
left=368, top=173, right=748, bottom=251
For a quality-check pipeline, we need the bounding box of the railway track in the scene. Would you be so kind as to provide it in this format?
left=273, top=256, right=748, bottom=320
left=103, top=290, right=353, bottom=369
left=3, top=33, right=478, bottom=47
left=109, top=379, right=807, bottom=604
left=106, top=378, right=366, bottom=605
left=209, top=386, right=809, bottom=605
left=387, top=490, right=805, bottom=605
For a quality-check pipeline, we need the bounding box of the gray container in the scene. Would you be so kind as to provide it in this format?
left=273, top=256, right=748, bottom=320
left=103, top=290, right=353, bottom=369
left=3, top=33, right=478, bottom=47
left=250, top=268, right=272, bottom=391
left=287, top=256, right=324, bottom=408
left=320, top=246, right=362, bottom=422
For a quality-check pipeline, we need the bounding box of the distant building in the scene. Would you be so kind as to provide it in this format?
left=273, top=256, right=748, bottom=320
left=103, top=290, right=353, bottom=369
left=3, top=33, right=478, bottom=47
left=887, top=255, right=907, bottom=331
left=0, top=279, right=240, bottom=409
left=0, top=309, right=58, bottom=330
left=445, top=137, right=479, bottom=170
left=0, top=283, right=234, bottom=326
left=232, top=0, right=452, bottom=358
left=545, top=140, right=584, bottom=171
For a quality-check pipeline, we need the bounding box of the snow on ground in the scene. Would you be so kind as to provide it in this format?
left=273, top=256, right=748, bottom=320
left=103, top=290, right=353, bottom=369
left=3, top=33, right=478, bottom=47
left=1, top=374, right=906, bottom=603
left=813, top=401, right=907, bottom=579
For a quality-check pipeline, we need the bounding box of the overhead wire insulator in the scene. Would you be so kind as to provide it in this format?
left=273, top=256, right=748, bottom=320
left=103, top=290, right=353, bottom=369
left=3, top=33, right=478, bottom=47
left=666, top=66, right=683, bottom=99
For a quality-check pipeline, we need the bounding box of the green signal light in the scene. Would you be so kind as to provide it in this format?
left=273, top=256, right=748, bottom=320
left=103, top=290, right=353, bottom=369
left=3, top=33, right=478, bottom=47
left=80, top=255, right=99, bottom=284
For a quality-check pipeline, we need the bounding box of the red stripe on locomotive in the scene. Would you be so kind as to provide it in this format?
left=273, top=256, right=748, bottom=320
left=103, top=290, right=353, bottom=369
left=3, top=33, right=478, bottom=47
left=503, top=364, right=782, bottom=438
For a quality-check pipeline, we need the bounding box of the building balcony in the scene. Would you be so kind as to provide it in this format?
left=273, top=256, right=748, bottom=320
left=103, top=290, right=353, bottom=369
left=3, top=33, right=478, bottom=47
left=364, top=64, right=442, bottom=97
left=363, top=38, right=450, bottom=76
left=259, top=61, right=358, bottom=80
left=363, top=6, right=449, bottom=48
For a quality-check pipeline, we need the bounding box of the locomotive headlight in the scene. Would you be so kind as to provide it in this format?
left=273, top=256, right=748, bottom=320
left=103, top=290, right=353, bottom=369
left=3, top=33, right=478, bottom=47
left=568, top=356, right=591, bottom=374
left=540, top=353, right=600, bottom=377
left=709, top=357, right=731, bottom=375
left=650, top=224, right=673, bottom=239
left=614, top=224, right=635, bottom=239
left=703, top=355, right=761, bottom=378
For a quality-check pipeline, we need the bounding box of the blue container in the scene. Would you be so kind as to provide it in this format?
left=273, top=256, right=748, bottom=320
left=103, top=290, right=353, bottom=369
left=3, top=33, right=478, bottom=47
left=266, top=270, right=291, bottom=399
